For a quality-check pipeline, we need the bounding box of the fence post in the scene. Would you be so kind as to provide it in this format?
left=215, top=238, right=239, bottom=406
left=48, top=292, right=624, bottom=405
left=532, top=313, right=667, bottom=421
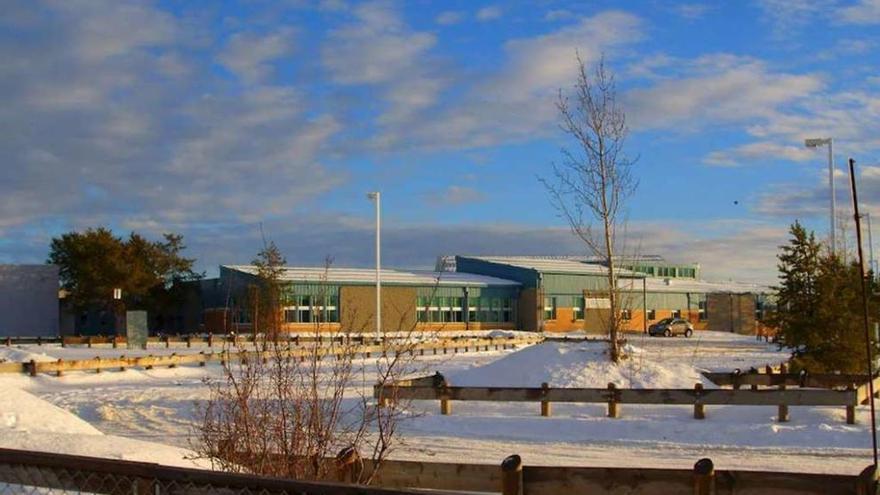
left=145, top=354, right=154, bottom=370
left=693, top=458, right=715, bottom=495
left=120, top=355, right=126, bottom=372
left=95, top=356, right=101, bottom=373
left=87, top=336, right=93, bottom=348
left=5, top=336, right=10, bottom=347
left=541, top=382, right=551, bottom=417
left=858, top=464, right=879, bottom=495
left=112, top=336, right=118, bottom=349
left=501, top=454, right=523, bottom=495
left=335, top=446, right=361, bottom=483
left=847, top=383, right=857, bottom=425
left=441, top=377, right=452, bottom=416
left=55, top=359, right=63, bottom=377
left=607, top=382, right=619, bottom=418
left=778, top=363, right=789, bottom=422
left=694, top=383, right=705, bottom=419
left=29, top=359, right=37, bottom=377
left=208, top=333, right=214, bottom=347
left=169, top=353, right=177, bottom=368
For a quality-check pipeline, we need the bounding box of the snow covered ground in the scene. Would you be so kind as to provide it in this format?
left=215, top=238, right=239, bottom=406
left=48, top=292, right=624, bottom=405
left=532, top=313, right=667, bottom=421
left=0, top=331, right=874, bottom=475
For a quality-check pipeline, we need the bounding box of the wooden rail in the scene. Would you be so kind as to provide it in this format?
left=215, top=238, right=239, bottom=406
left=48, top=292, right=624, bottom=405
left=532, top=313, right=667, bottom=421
left=4, top=336, right=542, bottom=377
left=0, top=447, right=871, bottom=495
left=376, top=372, right=861, bottom=424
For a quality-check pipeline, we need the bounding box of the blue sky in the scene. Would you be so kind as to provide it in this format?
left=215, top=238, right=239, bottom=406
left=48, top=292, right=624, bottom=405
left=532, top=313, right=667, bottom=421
left=1, top=0, right=879, bottom=283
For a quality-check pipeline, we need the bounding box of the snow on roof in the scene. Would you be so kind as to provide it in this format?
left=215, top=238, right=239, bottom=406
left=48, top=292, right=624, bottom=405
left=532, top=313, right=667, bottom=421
left=461, top=256, right=642, bottom=277
left=221, top=265, right=520, bottom=287
left=619, top=276, right=772, bottom=294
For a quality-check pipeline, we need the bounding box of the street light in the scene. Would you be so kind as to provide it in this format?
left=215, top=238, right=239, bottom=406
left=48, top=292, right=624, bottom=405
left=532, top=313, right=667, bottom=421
left=805, top=137, right=835, bottom=254
left=366, top=192, right=381, bottom=341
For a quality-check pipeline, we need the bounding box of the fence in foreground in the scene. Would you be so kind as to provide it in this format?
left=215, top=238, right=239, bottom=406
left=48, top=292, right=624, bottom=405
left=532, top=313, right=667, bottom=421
left=0, top=336, right=542, bottom=376
left=0, top=447, right=874, bottom=495
left=0, top=448, right=436, bottom=495
left=375, top=367, right=861, bottom=424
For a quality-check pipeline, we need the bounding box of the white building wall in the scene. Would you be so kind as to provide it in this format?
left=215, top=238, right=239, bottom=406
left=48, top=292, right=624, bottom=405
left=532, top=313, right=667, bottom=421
left=0, top=265, right=59, bottom=337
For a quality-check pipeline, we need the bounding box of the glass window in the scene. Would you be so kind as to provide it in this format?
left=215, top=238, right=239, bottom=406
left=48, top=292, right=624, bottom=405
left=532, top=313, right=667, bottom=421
left=672, top=309, right=681, bottom=318
left=698, top=300, right=707, bottom=321
left=621, top=309, right=632, bottom=321
left=543, top=297, right=557, bottom=320
left=647, top=309, right=656, bottom=320
left=572, top=297, right=584, bottom=320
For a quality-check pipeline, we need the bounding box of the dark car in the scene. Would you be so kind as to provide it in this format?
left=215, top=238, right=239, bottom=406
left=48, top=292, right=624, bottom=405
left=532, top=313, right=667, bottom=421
left=648, top=317, right=694, bottom=337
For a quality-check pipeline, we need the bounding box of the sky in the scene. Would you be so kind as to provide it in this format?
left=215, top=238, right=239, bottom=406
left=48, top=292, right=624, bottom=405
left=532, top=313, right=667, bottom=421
left=1, top=0, right=880, bottom=284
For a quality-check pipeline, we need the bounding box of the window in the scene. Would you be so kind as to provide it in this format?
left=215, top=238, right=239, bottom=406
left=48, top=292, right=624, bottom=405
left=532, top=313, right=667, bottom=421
left=543, top=297, right=557, bottom=320
left=698, top=300, right=707, bottom=321
left=451, top=297, right=464, bottom=323
left=283, top=294, right=339, bottom=323
left=621, top=309, right=632, bottom=321
left=501, top=298, right=514, bottom=322
left=467, top=297, right=478, bottom=322
left=672, top=309, right=681, bottom=318
left=755, top=300, right=765, bottom=321
left=647, top=309, right=656, bottom=320
left=572, top=297, right=584, bottom=320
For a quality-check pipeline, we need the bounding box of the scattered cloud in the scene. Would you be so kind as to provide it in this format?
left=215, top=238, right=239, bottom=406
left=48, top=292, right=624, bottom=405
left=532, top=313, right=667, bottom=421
left=755, top=0, right=836, bottom=38
left=436, top=10, right=465, bottom=25
left=217, top=29, right=294, bottom=83
left=671, top=4, right=713, bottom=20
left=626, top=56, right=823, bottom=131
left=704, top=141, right=816, bottom=166
left=476, top=5, right=503, bottom=22
left=426, top=186, right=486, bottom=206
left=544, top=9, right=575, bottom=22
left=839, top=0, right=880, bottom=24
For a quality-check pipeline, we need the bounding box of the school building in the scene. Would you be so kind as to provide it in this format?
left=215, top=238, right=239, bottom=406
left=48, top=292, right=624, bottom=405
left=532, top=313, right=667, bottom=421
left=188, top=255, right=772, bottom=336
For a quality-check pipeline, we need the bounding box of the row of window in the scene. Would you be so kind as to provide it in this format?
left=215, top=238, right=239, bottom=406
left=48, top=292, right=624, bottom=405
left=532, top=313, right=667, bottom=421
left=283, top=295, right=339, bottom=323
left=541, top=298, right=708, bottom=322
left=416, top=297, right=515, bottom=323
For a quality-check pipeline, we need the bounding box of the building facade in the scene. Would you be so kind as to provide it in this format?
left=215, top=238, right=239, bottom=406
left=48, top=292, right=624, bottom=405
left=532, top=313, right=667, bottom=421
left=0, top=265, right=60, bottom=337
left=183, top=255, right=772, bottom=336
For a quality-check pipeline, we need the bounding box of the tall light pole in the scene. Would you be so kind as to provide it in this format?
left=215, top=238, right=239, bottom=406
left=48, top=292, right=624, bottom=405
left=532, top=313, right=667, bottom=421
left=805, top=137, right=835, bottom=254
left=367, top=192, right=381, bottom=341
left=863, top=212, right=876, bottom=277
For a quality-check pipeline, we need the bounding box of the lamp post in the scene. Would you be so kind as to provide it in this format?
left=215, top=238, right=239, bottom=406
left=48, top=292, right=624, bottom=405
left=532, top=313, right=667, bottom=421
left=367, top=192, right=381, bottom=342
left=863, top=212, right=876, bottom=277
left=805, top=137, right=835, bottom=254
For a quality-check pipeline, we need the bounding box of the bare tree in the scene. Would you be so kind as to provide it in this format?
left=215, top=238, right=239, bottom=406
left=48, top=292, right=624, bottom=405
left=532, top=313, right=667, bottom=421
left=541, top=54, right=637, bottom=363
left=193, top=249, right=440, bottom=483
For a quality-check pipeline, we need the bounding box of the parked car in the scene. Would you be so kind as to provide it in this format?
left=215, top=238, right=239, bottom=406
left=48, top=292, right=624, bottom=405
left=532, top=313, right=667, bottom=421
left=648, top=317, right=694, bottom=337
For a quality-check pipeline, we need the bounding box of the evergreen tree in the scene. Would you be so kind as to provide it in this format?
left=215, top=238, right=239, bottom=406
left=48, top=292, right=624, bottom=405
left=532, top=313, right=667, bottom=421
left=770, top=222, right=878, bottom=373
left=250, top=241, right=287, bottom=338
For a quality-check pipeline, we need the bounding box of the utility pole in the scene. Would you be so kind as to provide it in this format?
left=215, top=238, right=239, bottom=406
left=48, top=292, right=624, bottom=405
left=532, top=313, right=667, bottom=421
left=367, top=192, right=382, bottom=341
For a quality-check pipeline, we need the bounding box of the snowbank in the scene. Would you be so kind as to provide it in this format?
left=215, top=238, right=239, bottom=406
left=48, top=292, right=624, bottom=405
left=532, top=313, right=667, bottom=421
left=0, top=377, right=205, bottom=468
left=448, top=341, right=712, bottom=388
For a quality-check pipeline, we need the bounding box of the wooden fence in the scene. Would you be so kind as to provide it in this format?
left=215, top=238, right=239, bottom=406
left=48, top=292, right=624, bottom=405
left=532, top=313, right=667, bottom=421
left=1, top=336, right=542, bottom=377
left=375, top=368, right=862, bottom=424
left=0, top=447, right=873, bottom=495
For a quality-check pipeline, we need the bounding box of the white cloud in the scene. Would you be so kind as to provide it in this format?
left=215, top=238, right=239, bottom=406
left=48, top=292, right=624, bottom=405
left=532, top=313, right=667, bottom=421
left=705, top=141, right=816, bottom=166
left=436, top=11, right=465, bottom=25
left=217, top=29, right=294, bottom=83
left=755, top=0, right=836, bottom=38
left=371, top=11, right=643, bottom=150
left=671, top=4, right=713, bottom=20
left=839, top=0, right=880, bottom=24
left=626, top=57, right=823, bottom=130
left=426, top=186, right=486, bottom=206
left=476, top=6, right=503, bottom=22
left=322, top=3, right=435, bottom=85
left=544, top=9, right=574, bottom=22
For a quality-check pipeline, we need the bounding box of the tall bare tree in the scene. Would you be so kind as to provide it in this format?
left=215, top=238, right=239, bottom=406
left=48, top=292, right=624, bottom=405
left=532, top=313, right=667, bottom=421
left=541, top=54, right=637, bottom=363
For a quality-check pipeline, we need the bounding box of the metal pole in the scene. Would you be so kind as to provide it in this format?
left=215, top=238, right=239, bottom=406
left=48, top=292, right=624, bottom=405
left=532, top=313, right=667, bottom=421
left=829, top=140, right=836, bottom=255
left=375, top=192, right=382, bottom=341
left=642, top=277, right=647, bottom=334
left=866, top=212, right=876, bottom=278
left=848, top=158, right=878, bottom=469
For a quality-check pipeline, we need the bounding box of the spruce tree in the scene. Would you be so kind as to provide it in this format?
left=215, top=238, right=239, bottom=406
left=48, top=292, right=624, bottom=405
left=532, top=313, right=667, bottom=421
left=771, top=221, right=878, bottom=373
